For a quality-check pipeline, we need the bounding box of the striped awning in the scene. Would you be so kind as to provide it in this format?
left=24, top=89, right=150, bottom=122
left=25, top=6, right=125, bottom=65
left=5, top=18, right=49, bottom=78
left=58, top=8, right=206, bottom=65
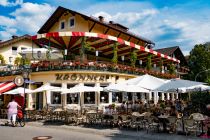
left=0, top=82, right=16, bottom=95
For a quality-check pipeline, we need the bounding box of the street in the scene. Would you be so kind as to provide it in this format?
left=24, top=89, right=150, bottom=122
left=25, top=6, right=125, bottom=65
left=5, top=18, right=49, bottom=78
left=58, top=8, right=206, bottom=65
left=0, top=125, right=133, bottom=140
left=0, top=120, right=202, bottom=140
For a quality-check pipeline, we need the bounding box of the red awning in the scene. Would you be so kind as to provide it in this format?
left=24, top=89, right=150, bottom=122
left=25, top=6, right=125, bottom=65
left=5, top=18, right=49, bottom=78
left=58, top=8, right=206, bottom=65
left=0, top=82, right=16, bottom=95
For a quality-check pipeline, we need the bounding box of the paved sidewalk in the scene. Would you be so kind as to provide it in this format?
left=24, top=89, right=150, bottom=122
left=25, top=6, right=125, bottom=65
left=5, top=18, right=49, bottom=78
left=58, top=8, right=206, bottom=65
left=0, top=119, right=203, bottom=140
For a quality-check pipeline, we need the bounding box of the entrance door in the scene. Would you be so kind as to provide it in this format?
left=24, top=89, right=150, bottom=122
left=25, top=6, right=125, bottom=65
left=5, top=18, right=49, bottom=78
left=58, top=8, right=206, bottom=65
left=36, top=92, right=43, bottom=110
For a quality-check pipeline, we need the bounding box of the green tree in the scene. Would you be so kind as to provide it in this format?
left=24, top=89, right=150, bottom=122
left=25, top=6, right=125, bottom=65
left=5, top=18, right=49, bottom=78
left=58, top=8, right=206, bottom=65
left=191, top=91, right=210, bottom=115
left=158, top=59, right=163, bottom=73
left=146, top=54, right=152, bottom=71
left=112, top=43, right=118, bottom=64
left=168, top=63, right=176, bottom=75
left=14, top=57, right=30, bottom=66
left=187, top=43, right=210, bottom=83
left=130, top=51, right=137, bottom=67
left=0, top=54, right=6, bottom=65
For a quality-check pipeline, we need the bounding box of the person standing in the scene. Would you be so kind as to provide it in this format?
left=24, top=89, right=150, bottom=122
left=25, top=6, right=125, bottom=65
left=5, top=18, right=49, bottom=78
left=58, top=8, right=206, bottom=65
left=6, top=99, right=21, bottom=126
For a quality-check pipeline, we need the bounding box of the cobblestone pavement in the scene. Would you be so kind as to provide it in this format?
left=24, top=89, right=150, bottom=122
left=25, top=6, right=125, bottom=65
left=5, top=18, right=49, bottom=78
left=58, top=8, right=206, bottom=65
left=0, top=119, right=203, bottom=140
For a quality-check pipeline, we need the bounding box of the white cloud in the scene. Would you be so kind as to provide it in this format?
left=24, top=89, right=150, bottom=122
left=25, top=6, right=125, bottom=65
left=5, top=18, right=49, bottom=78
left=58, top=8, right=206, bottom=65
left=0, top=2, right=55, bottom=40
left=0, top=27, right=17, bottom=40
left=0, top=0, right=23, bottom=7
left=10, top=2, right=55, bottom=34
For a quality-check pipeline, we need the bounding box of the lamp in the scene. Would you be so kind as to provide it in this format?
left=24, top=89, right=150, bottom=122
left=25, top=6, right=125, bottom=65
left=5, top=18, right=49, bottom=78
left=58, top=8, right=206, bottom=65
left=96, top=50, right=99, bottom=62
left=153, top=63, right=156, bottom=68
left=63, top=49, right=68, bottom=61
left=139, top=60, right=142, bottom=65
left=195, top=69, right=210, bottom=81
left=96, top=50, right=99, bottom=57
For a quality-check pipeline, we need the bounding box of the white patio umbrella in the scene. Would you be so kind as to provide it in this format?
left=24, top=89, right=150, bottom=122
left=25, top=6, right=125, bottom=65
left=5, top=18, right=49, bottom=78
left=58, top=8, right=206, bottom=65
left=179, top=84, right=210, bottom=93
left=155, top=79, right=205, bottom=92
left=104, top=83, right=149, bottom=93
left=62, top=84, right=103, bottom=94
left=124, top=74, right=167, bottom=90
left=20, top=48, right=63, bottom=60
left=3, top=87, right=33, bottom=95
left=30, top=84, right=61, bottom=93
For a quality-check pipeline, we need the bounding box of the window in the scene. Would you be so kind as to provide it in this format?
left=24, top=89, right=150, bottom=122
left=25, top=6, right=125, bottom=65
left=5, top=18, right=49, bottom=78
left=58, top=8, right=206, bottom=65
left=60, top=20, right=65, bottom=30
left=69, top=17, right=75, bottom=28
left=112, top=92, right=122, bottom=103
left=84, top=84, right=95, bottom=104
left=51, top=84, right=61, bottom=104
left=51, top=92, right=61, bottom=104
left=84, top=92, right=95, bottom=104
left=67, top=93, right=79, bottom=104
left=21, top=47, right=27, bottom=50
left=12, top=46, right=17, bottom=55
left=100, top=84, right=109, bottom=103
left=66, top=84, right=78, bottom=104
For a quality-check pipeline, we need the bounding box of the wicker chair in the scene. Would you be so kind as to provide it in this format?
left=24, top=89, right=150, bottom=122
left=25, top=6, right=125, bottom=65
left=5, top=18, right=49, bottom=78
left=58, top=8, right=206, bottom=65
left=184, top=119, right=198, bottom=136
left=166, top=116, right=177, bottom=133
left=146, top=116, right=160, bottom=133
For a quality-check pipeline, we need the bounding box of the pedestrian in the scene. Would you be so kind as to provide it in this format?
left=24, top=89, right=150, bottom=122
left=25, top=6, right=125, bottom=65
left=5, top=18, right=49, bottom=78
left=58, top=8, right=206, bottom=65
left=6, top=98, right=21, bottom=126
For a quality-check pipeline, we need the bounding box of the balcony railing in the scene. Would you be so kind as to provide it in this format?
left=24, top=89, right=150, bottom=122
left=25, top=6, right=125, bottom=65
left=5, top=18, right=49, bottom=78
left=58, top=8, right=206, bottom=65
left=0, top=60, right=177, bottom=79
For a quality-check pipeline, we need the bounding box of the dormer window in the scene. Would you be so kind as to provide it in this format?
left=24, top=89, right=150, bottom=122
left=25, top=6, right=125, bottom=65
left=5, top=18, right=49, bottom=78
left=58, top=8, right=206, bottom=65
left=60, top=20, right=65, bottom=30
left=69, top=17, right=75, bottom=28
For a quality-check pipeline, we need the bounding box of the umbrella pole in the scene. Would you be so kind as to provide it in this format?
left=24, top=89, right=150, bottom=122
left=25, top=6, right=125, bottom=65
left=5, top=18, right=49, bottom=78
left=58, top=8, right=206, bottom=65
left=45, top=91, right=48, bottom=111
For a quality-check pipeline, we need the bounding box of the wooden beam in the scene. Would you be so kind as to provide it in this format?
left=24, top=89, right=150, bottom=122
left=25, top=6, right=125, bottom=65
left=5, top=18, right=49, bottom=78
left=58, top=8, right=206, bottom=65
left=117, top=32, right=122, bottom=38
left=104, top=28, right=109, bottom=34
left=89, top=22, right=96, bottom=32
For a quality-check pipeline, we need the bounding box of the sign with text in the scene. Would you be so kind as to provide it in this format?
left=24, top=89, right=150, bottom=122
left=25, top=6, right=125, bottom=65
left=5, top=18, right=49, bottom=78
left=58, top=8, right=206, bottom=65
left=55, top=73, right=111, bottom=82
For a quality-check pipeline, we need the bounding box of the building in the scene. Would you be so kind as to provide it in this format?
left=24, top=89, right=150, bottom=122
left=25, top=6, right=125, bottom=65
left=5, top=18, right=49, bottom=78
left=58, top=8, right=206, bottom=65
left=0, top=6, right=185, bottom=110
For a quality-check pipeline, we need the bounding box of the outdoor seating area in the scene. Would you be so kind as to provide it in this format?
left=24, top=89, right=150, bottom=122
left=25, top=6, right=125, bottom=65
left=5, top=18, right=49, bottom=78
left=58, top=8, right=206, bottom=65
left=1, top=99, right=208, bottom=138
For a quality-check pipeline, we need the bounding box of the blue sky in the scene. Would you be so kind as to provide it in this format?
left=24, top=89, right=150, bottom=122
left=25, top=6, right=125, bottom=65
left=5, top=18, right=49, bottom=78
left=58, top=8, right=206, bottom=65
left=1, top=0, right=210, bottom=55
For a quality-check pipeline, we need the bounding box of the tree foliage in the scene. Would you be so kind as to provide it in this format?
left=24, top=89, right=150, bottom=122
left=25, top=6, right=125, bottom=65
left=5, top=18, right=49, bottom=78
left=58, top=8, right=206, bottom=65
left=158, top=59, right=163, bottom=73
left=80, top=37, right=95, bottom=63
left=112, top=43, right=118, bottom=64
left=130, top=51, right=137, bottom=67
left=146, top=54, right=152, bottom=71
left=14, top=57, right=30, bottom=66
left=168, top=63, right=176, bottom=75
left=187, top=43, right=210, bottom=84
left=0, top=54, right=5, bottom=65
left=191, top=91, right=210, bottom=116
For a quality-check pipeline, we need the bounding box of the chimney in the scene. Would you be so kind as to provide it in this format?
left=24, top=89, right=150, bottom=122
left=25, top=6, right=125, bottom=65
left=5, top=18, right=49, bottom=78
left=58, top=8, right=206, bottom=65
left=109, top=21, right=114, bottom=24
left=98, top=16, right=104, bottom=22
left=12, top=35, right=18, bottom=39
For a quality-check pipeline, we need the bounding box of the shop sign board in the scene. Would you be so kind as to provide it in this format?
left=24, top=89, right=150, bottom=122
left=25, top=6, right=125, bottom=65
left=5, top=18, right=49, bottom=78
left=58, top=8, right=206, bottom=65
left=55, top=73, right=111, bottom=82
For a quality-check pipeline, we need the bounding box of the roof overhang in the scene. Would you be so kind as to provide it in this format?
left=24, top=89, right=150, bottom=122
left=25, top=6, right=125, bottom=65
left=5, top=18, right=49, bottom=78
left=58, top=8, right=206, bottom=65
left=31, top=31, right=180, bottom=64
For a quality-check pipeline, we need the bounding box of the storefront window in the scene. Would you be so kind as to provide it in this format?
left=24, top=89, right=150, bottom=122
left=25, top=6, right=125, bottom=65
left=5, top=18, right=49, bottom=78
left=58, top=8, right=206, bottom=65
left=112, top=92, right=122, bottom=103
left=84, top=92, right=95, bottom=104
left=66, top=84, right=78, bottom=104
left=84, top=84, right=95, bottom=104
left=100, top=84, right=109, bottom=103
left=51, top=84, right=61, bottom=104
left=51, top=92, right=61, bottom=104
left=67, top=93, right=79, bottom=104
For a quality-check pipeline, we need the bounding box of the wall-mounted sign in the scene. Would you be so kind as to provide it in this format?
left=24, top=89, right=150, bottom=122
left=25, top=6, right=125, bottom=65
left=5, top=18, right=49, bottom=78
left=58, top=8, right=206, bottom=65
left=14, top=76, right=24, bottom=86
left=55, top=73, right=110, bottom=82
